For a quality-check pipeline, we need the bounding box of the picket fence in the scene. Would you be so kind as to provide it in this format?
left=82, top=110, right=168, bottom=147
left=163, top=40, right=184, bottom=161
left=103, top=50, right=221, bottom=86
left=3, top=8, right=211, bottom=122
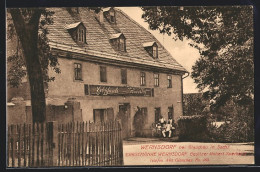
left=7, top=121, right=123, bottom=167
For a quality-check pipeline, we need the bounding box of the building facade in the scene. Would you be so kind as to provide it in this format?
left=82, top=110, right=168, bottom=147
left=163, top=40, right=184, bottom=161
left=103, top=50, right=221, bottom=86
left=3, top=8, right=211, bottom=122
left=7, top=7, right=188, bottom=138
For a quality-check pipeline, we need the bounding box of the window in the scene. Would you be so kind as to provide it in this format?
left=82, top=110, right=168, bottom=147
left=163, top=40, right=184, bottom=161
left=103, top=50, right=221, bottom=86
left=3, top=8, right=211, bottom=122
left=100, top=66, right=107, bottom=82
left=66, top=22, right=86, bottom=44
left=152, top=45, right=158, bottom=58
left=167, top=75, right=172, bottom=88
left=140, top=72, right=146, bottom=86
left=110, top=33, right=126, bottom=52
left=78, top=29, right=85, bottom=43
left=93, top=108, right=114, bottom=123
left=119, top=37, right=125, bottom=51
left=109, top=10, right=115, bottom=23
left=143, top=42, right=158, bottom=58
left=111, top=15, right=115, bottom=22
left=154, top=73, right=159, bottom=87
left=121, top=69, right=127, bottom=84
left=110, top=14, right=115, bottom=23
left=74, top=63, right=82, bottom=80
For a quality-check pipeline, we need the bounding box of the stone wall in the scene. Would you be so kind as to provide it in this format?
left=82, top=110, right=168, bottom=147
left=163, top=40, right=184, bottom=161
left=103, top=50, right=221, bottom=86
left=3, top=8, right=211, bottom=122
left=7, top=97, right=82, bottom=124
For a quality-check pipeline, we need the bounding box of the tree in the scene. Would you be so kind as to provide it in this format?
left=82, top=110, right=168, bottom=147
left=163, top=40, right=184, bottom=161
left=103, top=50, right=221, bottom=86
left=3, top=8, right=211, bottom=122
left=141, top=6, right=253, bottom=110
left=7, top=7, right=103, bottom=123
left=183, top=93, right=208, bottom=116
left=7, top=8, right=60, bottom=122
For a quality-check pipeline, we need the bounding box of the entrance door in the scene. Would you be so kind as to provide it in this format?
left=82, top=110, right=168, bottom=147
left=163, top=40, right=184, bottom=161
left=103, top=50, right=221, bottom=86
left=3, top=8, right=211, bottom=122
left=118, top=103, right=130, bottom=139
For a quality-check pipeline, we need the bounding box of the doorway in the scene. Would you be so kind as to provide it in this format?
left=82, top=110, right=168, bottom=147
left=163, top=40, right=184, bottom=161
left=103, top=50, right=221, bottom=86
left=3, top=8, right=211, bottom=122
left=155, top=107, right=161, bottom=123
left=168, top=106, right=174, bottom=120
left=118, top=103, right=130, bottom=139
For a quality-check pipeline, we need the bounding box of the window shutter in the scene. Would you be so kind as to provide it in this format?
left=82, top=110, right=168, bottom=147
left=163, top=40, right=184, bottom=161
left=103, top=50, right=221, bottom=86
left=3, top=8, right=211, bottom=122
left=84, top=84, right=89, bottom=95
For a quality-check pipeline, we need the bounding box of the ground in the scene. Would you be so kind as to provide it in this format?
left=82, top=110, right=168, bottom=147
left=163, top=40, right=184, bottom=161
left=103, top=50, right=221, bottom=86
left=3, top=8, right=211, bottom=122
left=123, top=137, right=254, bottom=166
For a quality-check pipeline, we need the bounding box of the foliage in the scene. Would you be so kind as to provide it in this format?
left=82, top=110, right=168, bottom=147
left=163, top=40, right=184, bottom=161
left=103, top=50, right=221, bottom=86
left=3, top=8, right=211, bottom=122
left=7, top=9, right=60, bottom=88
left=183, top=93, right=209, bottom=116
left=141, top=6, right=254, bottom=109
left=177, top=115, right=211, bottom=142
left=208, top=102, right=254, bottom=142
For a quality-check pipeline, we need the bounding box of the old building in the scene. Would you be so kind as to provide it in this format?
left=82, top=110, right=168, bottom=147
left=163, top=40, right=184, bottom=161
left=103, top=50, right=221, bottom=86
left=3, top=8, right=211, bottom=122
left=7, top=7, right=188, bottom=138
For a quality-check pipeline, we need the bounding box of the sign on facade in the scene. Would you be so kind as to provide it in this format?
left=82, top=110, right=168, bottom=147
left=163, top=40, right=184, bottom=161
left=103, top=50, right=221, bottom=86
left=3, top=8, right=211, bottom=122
left=85, top=84, right=154, bottom=97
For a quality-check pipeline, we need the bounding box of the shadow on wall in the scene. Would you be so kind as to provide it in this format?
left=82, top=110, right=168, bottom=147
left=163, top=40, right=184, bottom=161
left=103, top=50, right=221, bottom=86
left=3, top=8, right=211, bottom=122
left=7, top=97, right=83, bottom=124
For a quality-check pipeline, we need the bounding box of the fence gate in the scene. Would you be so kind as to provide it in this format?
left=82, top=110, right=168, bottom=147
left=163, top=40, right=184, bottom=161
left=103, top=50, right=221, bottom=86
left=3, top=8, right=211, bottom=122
left=57, top=120, right=123, bottom=166
left=7, top=122, right=55, bottom=167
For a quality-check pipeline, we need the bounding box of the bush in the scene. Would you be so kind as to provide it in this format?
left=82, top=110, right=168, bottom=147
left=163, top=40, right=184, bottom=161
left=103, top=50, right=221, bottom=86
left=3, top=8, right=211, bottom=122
left=177, top=115, right=212, bottom=142
left=177, top=102, right=254, bottom=143
left=208, top=120, right=254, bottom=143
left=208, top=103, right=254, bottom=143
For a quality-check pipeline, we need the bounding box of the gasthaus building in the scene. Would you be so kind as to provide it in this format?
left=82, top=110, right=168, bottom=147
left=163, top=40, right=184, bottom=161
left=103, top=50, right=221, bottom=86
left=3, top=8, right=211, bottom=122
left=8, top=7, right=188, bottom=138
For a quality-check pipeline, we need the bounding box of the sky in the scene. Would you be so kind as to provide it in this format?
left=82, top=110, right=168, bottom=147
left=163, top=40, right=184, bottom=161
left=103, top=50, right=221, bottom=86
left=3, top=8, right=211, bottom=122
left=118, top=7, right=200, bottom=93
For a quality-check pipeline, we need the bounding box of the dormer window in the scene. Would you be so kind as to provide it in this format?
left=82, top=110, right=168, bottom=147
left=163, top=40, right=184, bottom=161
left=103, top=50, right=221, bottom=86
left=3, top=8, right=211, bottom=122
left=103, top=7, right=116, bottom=23
left=110, top=11, right=115, bottom=23
left=65, top=22, right=86, bottom=44
left=143, top=41, right=158, bottom=59
left=110, top=33, right=126, bottom=52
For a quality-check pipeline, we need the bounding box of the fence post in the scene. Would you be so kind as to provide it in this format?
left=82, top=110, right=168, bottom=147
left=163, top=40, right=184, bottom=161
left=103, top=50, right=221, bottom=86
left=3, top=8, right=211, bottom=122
left=119, top=121, right=124, bottom=166
left=48, top=121, right=59, bottom=166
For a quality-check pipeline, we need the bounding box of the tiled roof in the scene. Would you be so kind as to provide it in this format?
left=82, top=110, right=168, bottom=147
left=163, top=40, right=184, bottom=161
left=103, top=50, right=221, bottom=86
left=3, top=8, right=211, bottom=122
left=47, top=7, right=187, bottom=73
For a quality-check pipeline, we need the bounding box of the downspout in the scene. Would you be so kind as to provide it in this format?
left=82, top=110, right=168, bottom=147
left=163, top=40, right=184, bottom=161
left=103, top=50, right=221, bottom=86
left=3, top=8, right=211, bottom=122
left=181, top=72, right=190, bottom=116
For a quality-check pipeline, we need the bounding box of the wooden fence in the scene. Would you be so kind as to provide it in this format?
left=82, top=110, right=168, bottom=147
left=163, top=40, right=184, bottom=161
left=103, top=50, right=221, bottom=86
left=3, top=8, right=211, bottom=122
left=7, top=122, right=55, bottom=167
left=7, top=120, right=123, bottom=167
left=57, top=121, right=123, bottom=166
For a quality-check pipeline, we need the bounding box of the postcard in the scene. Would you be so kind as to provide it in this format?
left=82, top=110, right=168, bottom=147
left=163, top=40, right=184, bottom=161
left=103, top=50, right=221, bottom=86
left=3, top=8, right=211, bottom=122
left=6, top=6, right=254, bottom=167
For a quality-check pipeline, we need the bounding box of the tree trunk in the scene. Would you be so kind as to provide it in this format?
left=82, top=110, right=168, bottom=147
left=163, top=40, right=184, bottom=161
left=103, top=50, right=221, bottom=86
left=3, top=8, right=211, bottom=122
left=10, top=9, right=46, bottom=123
left=23, top=34, right=46, bottom=123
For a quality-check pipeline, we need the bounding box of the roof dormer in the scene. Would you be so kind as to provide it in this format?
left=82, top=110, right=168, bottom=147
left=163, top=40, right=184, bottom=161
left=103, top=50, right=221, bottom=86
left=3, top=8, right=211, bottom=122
left=109, top=33, right=126, bottom=52
left=143, top=41, right=158, bottom=59
left=103, top=7, right=116, bottom=24
left=65, top=22, right=86, bottom=45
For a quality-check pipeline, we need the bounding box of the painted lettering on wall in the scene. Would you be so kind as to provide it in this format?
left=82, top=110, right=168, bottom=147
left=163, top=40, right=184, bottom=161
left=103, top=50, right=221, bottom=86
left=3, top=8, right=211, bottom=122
left=85, top=84, right=154, bottom=97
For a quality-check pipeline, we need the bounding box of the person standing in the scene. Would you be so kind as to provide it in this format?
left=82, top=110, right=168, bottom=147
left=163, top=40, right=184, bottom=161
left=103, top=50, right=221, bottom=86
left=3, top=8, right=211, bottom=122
left=133, top=106, right=144, bottom=137
left=171, top=119, right=176, bottom=137
left=159, top=115, right=165, bottom=126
